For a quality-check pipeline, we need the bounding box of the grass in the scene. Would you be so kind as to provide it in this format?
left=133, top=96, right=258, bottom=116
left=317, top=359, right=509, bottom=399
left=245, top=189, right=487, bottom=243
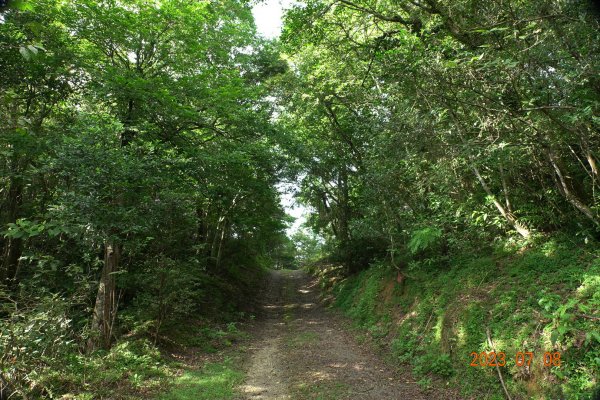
left=45, top=339, right=172, bottom=399
left=36, top=321, right=252, bottom=399
left=318, top=235, right=600, bottom=400
left=159, top=358, right=244, bottom=400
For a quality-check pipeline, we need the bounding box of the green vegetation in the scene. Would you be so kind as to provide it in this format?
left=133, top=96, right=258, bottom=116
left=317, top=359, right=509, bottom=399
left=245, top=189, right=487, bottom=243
left=1, top=0, right=599, bottom=398
left=277, top=0, right=600, bottom=398
left=316, top=236, right=599, bottom=399
left=0, top=0, right=284, bottom=397
left=160, top=359, right=244, bottom=400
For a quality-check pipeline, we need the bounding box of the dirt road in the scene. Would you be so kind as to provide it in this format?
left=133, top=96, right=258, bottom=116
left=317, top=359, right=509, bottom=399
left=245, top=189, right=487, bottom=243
left=238, top=269, right=460, bottom=400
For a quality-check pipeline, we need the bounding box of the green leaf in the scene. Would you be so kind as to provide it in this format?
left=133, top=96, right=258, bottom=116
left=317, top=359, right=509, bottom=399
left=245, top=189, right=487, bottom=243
left=554, top=369, right=565, bottom=379
left=11, top=0, right=34, bottom=11
left=550, top=330, right=559, bottom=345
left=25, top=22, right=44, bottom=35
left=48, top=227, right=61, bottom=237
left=27, top=45, right=38, bottom=55
left=19, top=46, right=31, bottom=60
left=559, top=312, right=573, bottom=321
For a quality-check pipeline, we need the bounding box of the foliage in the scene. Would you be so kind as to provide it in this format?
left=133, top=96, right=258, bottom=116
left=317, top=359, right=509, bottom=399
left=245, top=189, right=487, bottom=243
left=278, top=1, right=600, bottom=396
left=407, top=227, right=443, bottom=255
left=277, top=0, right=600, bottom=270
left=326, top=237, right=600, bottom=399
left=159, top=358, right=244, bottom=400
left=1, top=0, right=599, bottom=398
left=0, top=0, right=287, bottom=397
left=292, top=228, right=324, bottom=267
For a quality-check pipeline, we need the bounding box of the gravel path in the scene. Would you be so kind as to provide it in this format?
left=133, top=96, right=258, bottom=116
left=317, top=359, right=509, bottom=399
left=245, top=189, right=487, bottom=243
left=239, top=269, right=462, bottom=400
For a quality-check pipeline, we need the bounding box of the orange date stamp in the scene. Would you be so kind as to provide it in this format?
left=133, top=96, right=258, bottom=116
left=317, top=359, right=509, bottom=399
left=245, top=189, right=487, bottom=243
left=469, top=351, right=562, bottom=367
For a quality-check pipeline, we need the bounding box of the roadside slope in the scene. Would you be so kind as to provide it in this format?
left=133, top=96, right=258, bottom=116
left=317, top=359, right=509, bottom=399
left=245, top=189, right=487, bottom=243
left=316, top=240, right=600, bottom=399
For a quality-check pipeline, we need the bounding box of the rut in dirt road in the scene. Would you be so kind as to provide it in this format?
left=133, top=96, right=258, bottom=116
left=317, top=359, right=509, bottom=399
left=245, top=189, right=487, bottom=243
left=239, top=270, right=462, bottom=400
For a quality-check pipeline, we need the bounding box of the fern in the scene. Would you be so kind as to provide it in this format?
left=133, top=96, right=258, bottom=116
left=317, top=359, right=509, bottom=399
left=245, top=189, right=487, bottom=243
left=408, top=227, right=442, bottom=254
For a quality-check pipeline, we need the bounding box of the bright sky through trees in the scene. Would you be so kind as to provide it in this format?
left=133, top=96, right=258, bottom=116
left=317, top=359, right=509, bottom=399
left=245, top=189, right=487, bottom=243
left=253, top=0, right=307, bottom=235
left=252, top=0, right=287, bottom=39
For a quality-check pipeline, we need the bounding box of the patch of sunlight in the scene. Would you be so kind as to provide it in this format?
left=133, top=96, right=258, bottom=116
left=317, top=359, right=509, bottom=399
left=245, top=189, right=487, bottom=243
left=307, top=370, right=332, bottom=380
left=241, top=384, right=266, bottom=394
left=540, top=325, right=554, bottom=348
left=491, top=337, right=507, bottom=352
left=540, top=240, right=558, bottom=256
left=576, top=274, right=600, bottom=298
left=159, top=360, right=243, bottom=400
left=352, top=363, right=365, bottom=371
left=397, top=310, right=418, bottom=326
left=457, top=324, right=466, bottom=347
left=434, top=313, right=445, bottom=342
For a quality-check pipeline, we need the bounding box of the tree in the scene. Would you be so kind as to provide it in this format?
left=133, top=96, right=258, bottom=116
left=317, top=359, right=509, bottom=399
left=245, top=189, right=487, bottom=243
left=278, top=0, right=599, bottom=273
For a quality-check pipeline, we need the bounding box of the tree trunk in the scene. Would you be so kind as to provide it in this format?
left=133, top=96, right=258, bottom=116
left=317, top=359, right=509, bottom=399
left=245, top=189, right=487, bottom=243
left=547, top=149, right=599, bottom=227
left=471, top=165, right=531, bottom=238
left=196, top=207, right=208, bottom=244
left=499, top=163, right=512, bottom=213
left=210, top=216, right=224, bottom=259
left=338, top=168, right=350, bottom=248
left=215, top=220, right=228, bottom=270
left=88, top=242, right=120, bottom=352
left=154, top=267, right=167, bottom=346
left=1, top=180, right=23, bottom=285
left=86, top=101, right=134, bottom=352
left=1, top=237, right=22, bottom=285
left=586, top=151, right=599, bottom=177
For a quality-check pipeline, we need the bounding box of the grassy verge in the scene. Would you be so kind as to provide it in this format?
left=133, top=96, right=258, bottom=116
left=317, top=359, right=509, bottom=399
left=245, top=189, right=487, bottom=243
left=49, top=321, right=250, bottom=399
left=0, top=263, right=267, bottom=399
left=313, top=236, right=599, bottom=399
left=159, top=358, right=244, bottom=400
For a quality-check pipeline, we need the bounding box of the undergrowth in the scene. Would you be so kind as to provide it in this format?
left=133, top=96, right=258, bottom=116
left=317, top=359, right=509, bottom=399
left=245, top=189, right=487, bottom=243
left=159, top=358, right=244, bottom=400
left=318, top=236, right=600, bottom=400
left=13, top=321, right=250, bottom=400
left=0, top=264, right=265, bottom=399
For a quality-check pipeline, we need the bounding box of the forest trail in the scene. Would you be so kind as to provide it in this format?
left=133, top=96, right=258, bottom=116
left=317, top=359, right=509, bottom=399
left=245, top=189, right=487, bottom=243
left=238, top=270, right=461, bottom=400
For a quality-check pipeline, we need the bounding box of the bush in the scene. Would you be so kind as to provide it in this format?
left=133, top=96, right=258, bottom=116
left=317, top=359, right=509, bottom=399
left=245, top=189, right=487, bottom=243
left=0, top=294, right=75, bottom=398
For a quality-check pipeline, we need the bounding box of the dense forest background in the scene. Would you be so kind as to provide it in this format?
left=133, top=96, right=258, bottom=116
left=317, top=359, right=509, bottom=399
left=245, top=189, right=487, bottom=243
left=0, top=0, right=598, bottom=399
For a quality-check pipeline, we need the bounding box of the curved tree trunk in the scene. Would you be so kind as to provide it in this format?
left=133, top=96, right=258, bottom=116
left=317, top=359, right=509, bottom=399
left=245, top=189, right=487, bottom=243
left=547, top=149, right=599, bottom=227
left=471, top=165, right=531, bottom=238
